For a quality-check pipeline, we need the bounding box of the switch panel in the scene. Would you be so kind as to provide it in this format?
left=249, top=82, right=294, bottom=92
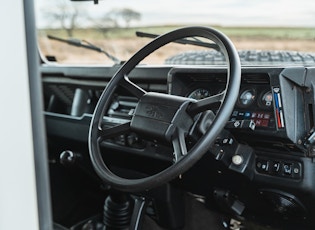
left=256, top=157, right=302, bottom=179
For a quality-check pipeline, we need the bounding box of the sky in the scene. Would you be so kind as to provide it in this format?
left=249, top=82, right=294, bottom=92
left=35, top=0, right=315, bottom=28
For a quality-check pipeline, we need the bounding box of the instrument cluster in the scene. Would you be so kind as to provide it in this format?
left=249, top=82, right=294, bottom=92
left=187, top=85, right=276, bottom=129
left=168, top=69, right=278, bottom=130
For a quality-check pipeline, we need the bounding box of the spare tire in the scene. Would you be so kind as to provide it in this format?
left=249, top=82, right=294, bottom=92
left=165, top=50, right=315, bottom=66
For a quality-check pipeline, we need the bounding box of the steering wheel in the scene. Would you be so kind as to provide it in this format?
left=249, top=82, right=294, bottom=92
left=89, top=26, right=241, bottom=192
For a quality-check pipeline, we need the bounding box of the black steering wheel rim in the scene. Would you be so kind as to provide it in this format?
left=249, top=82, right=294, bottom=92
left=88, top=26, right=241, bottom=192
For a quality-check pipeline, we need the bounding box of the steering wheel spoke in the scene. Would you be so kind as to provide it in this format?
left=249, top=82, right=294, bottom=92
left=120, top=76, right=146, bottom=99
left=172, top=130, right=188, bottom=163
left=187, top=91, right=225, bottom=116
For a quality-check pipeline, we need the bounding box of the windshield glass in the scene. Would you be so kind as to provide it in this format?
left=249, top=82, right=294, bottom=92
left=35, top=0, right=315, bottom=66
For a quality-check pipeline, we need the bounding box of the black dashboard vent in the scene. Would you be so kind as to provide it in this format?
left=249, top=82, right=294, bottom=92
left=48, top=84, right=75, bottom=106
left=242, top=74, right=270, bottom=84
left=182, top=73, right=227, bottom=83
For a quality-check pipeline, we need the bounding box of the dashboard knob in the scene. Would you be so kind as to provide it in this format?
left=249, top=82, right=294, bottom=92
left=60, top=150, right=80, bottom=166
left=232, top=155, right=244, bottom=166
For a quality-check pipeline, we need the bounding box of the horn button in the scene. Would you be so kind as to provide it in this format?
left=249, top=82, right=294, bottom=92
left=130, top=92, right=195, bottom=142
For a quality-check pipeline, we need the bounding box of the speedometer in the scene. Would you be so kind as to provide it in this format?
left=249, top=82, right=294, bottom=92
left=188, top=88, right=211, bottom=100
left=238, top=88, right=256, bottom=107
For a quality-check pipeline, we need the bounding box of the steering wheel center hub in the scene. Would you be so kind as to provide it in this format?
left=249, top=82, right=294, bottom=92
left=130, top=92, right=195, bottom=142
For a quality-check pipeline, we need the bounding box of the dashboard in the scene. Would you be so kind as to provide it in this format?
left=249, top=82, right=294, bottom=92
left=42, top=64, right=315, bottom=228
left=43, top=65, right=313, bottom=166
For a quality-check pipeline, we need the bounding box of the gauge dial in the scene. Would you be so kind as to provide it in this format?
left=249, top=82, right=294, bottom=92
left=260, top=91, right=273, bottom=108
left=188, top=88, right=211, bottom=100
left=238, top=89, right=256, bottom=107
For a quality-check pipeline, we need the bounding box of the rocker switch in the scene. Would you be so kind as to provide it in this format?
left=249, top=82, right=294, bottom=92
left=256, top=159, right=269, bottom=173
left=283, top=163, right=293, bottom=175
left=272, top=161, right=281, bottom=173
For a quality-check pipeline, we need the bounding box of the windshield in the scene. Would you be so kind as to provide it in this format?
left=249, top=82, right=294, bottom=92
left=35, top=0, right=315, bottom=66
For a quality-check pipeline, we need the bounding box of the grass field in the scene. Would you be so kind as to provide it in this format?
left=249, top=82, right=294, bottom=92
left=38, top=26, right=315, bottom=64
left=40, top=25, right=315, bottom=40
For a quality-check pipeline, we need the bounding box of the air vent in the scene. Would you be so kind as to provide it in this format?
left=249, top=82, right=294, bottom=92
left=48, top=84, right=75, bottom=106
left=242, top=74, right=270, bottom=84
left=178, top=72, right=227, bottom=83
left=44, top=84, right=76, bottom=115
left=45, top=84, right=100, bottom=116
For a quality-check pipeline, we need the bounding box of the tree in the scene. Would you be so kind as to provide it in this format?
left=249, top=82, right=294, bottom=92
left=91, top=15, right=118, bottom=37
left=43, top=0, right=87, bottom=37
left=57, top=5, right=78, bottom=37
left=109, top=8, right=141, bottom=28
